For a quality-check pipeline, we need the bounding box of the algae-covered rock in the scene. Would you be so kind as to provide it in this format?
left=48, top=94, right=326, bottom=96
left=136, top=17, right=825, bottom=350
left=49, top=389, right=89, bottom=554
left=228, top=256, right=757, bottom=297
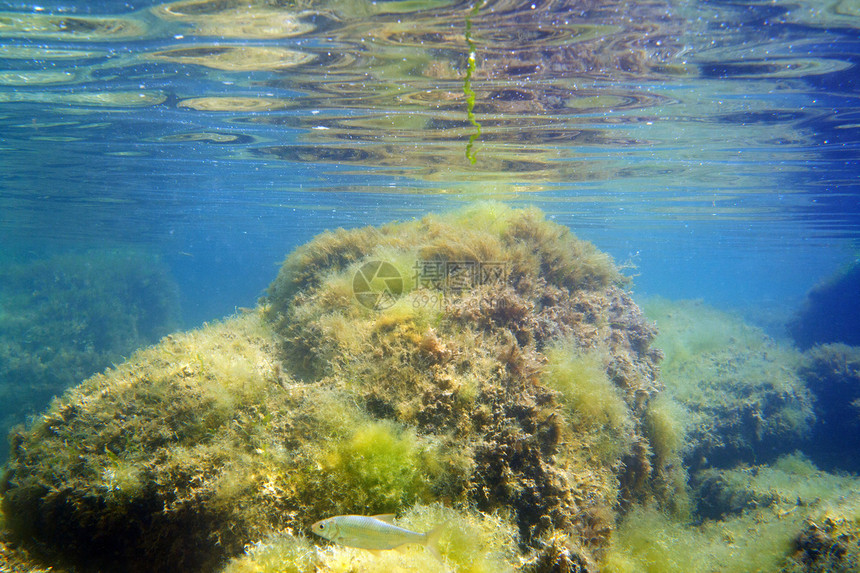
left=693, top=453, right=858, bottom=521
left=1, top=313, right=283, bottom=571
left=798, top=343, right=860, bottom=472
left=264, top=204, right=666, bottom=553
left=0, top=250, right=180, bottom=459
left=603, top=453, right=860, bottom=573
left=642, top=298, right=815, bottom=472
left=786, top=498, right=860, bottom=573
left=1, top=205, right=668, bottom=572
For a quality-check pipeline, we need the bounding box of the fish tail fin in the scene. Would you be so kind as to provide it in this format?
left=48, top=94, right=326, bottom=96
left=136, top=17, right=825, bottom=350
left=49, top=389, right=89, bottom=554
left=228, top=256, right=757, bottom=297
left=423, top=526, right=444, bottom=564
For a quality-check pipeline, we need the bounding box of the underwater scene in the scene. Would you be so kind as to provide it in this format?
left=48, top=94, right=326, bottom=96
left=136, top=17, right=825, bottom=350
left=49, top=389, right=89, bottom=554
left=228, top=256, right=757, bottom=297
left=1, top=0, right=859, bottom=571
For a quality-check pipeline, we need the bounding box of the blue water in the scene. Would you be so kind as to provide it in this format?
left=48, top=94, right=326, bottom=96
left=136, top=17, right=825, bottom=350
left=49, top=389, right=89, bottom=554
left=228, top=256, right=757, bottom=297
left=0, top=0, right=858, bottom=384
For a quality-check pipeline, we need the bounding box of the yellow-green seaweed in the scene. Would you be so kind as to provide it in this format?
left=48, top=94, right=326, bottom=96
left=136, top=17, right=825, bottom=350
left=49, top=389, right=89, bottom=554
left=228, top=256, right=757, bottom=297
left=4, top=205, right=858, bottom=573
left=641, top=297, right=814, bottom=470
left=463, top=1, right=484, bottom=164
left=603, top=453, right=860, bottom=572
left=542, top=341, right=633, bottom=465
left=221, top=504, right=519, bottom=573
left=0, top=249, right=180, bottom=459
left=1, top=204, right=668, bottom=572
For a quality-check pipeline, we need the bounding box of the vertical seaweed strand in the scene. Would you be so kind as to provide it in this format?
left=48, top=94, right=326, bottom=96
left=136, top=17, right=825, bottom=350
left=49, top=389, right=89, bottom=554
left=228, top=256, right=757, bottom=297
left=464, top=1, right=484, bottom=164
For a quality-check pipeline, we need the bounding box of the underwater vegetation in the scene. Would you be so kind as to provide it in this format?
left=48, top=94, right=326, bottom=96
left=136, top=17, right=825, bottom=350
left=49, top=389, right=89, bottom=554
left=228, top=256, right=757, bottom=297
left=798, top=343, right=860, bottom=473
left=1, top=313, right=285, bottom=571
left=626, top=299, right=860, bottom=572
left=602, top=294, right=860, bottom=573
left=790, top=262, right=860, bottom=350
left=0, top=204, right=667, bottom=571
left=223, top=504, right=519, bottom=573
left=1, top=205, right=859, bottom=573
left=263, top=203, right=672, bottom=558
left=641, top=298, right=814, bottom=472
left=602, top=453, right=860, bottom=573
left=0, top=250, right=180, bottom=460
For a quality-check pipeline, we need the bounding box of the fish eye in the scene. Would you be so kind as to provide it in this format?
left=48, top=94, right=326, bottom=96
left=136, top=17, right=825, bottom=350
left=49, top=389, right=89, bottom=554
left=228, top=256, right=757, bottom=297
left=316, top=523, right=325, bottom=530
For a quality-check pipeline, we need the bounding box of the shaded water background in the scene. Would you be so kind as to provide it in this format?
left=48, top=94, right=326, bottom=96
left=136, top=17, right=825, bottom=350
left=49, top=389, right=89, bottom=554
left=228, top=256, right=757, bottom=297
left=0, top=0, right=858, bottom=424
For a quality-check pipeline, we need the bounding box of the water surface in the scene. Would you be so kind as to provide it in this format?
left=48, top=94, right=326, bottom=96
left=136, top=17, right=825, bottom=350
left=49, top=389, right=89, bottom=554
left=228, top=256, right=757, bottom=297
left=0, top=0, right=857, bottom=322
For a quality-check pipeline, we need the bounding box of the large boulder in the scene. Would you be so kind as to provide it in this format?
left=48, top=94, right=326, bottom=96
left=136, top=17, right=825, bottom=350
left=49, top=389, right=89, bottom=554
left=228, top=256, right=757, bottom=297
left=1, top=204, right=669, bottom=572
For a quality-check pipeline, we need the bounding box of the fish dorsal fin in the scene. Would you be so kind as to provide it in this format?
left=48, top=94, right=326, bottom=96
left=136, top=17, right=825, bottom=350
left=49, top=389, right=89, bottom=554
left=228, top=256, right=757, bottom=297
left=372, top=513, right=396, bottom=523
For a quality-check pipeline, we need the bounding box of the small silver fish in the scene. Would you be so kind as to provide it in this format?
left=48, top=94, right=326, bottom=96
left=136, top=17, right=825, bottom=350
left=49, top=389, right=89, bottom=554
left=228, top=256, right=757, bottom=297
left=311, top=514, right=442, bottom=561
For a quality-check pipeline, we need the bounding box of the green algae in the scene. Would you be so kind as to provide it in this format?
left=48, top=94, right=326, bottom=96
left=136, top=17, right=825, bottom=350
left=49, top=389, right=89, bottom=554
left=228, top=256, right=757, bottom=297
left=602, top=504, right=801, bottom=573
left=542, top=342, right=633, bottom=466
left=1, top=204, right=668, bottom=572
left=543, top=343, right=630, bottom=433
left=463, top=1, right=483, bottom=164
left=303, top=418, right=449, bottom=515
left=0, top=249, right=179, bottom=460
left=6, top=205, right=852, bottom=573
left=641, top=297, right=814, bottom=470
left=221, top=504, right=520, bottom=573
left=604, top=453, right=860, bottom=573
left=221, top=533, right=318, bottom=573
left=643, top=394, right=686, bottom=468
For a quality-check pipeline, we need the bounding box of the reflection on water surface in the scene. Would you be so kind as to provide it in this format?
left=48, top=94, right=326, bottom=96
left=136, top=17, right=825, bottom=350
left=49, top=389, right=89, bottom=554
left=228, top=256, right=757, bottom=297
left=0, top=0, right=857, bottom=245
